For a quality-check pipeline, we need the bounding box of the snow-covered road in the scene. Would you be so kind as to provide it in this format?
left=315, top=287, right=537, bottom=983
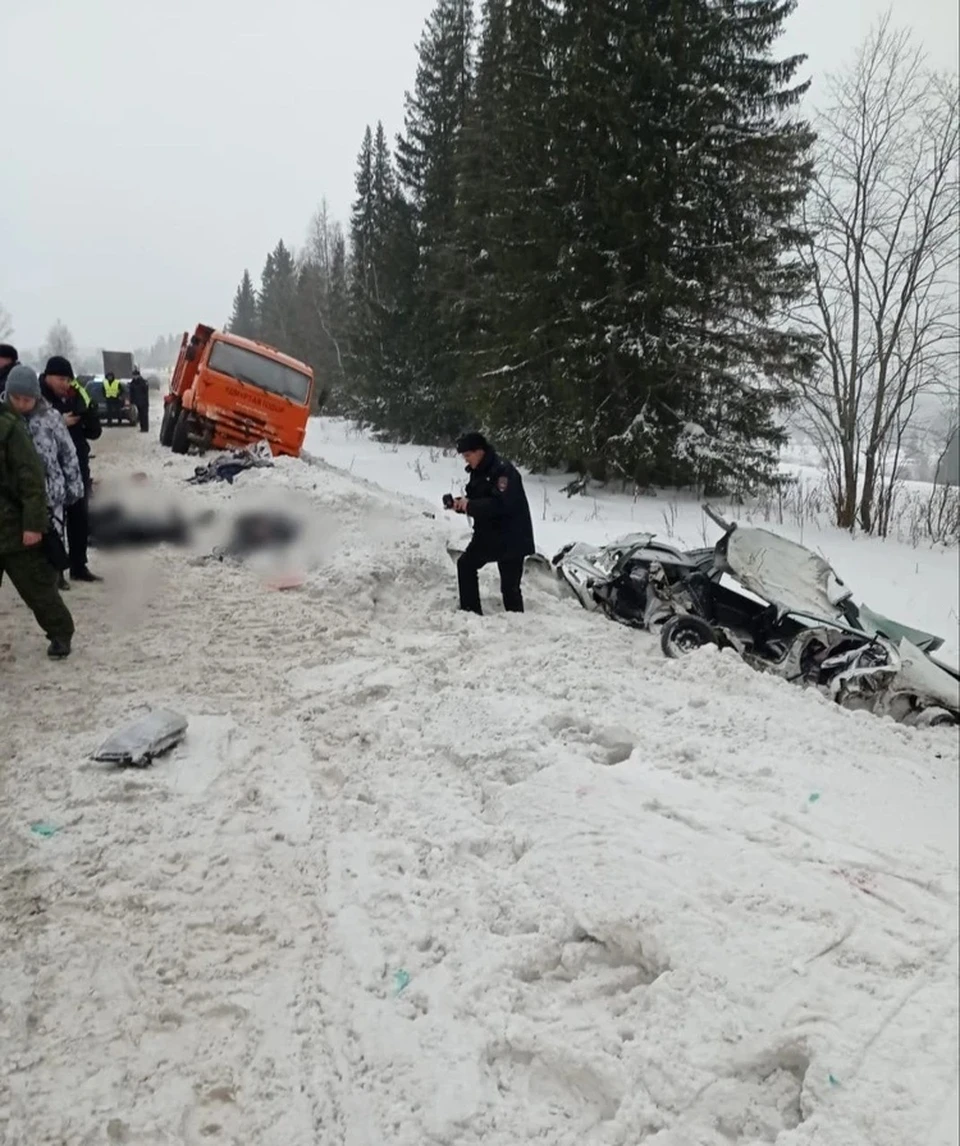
left=1, top=421, right=956, bottom=1146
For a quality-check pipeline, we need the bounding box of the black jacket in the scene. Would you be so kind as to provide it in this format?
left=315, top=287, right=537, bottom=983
left=40, top=377, right=102, bottom=486
left=128, top=375, right=149, bottom=408
left=465, top=450, right=535, bottom=559
left=0, top=360, right=16, bottom=394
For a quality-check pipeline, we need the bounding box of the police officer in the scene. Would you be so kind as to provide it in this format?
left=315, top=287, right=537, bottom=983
left=103, top=371, right=123, bottom=425
left=445, top=432, right=535, bottom=614
left=128, top=367, right=149, bottom=432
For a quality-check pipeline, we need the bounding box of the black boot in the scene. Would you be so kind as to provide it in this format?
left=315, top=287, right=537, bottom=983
left=47, top=638, right=72, bottom=659
left=57, top=573, right=70, bottom=591
left=71, top=568, right=102, bottom=583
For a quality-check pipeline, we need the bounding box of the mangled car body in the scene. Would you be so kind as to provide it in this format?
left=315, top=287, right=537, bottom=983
left=529, top=509, right=959, bottom=728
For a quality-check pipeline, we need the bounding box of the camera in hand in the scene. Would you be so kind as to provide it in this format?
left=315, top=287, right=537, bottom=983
left=442, top=493, right=454, bottom=509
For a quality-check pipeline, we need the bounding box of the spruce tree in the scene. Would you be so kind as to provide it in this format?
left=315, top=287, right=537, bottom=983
left=547, top=0, right=814, bottom=491
left=450, top=0, right=509, bottom=402
left=257, top=240, right=298, bottom=353
left=394, top=0, right=475, bottom=439
left=350, top=126, right=376, bottom=299
left=371, top=123, right=395, bottom=229
left=460, top=0, right=563, bottom=464
left=228, top=269, right=259, bottom=338
left=347, top=124, right=412, bottom=426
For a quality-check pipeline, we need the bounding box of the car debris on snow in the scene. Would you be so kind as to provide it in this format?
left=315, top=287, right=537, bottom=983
left=92, top=709, right=188, bottom=767
left=186, top=440, right=275, bottom=485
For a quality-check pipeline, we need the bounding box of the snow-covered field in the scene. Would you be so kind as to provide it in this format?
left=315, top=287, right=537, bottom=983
left=0, top=414, right=957, bottom=1146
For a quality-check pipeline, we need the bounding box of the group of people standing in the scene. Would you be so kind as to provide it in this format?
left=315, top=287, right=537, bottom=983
left=0, top=346, right=104, bottom=659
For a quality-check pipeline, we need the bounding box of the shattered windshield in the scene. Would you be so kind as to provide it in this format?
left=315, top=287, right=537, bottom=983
left=207, top=340, right=311, bottom=405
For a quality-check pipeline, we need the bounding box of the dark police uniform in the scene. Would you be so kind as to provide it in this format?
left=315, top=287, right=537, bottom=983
left=458, top=450, right=535, bottom=614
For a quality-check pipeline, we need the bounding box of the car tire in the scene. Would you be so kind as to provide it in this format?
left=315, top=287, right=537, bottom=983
left=902, top=705, right=957, bottom=729
left=159, top=399, right=179, bottom=447
left=170, top=408, right=191, bottom=455
left=660, top=613, right=718, bottom=659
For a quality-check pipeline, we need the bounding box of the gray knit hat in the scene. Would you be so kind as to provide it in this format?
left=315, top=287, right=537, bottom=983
left=4, top=364, right=41, bottom=399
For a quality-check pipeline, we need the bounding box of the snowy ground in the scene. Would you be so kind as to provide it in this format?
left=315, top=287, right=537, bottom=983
left=0, top=412, right=957, bottom=1146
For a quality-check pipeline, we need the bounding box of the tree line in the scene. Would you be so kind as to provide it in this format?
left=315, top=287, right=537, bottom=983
left=1, top=317, right=183, bottom=377
left=227, top=0, right=958, bottom=529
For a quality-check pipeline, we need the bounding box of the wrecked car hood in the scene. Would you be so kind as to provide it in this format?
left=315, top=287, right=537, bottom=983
left=718, top=526, right=852, bottom=622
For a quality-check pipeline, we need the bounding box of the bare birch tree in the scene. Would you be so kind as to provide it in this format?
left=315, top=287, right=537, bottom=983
left=296, top=200, right=349, bottom=408
left=0, top=303, right=12, bottom=342
left=40, top=319, right=77, bottom=364
left=795, top=16, right=959, bottom=533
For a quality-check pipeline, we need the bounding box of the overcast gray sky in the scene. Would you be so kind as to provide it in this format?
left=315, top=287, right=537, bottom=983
left=2, top=0, right=956, bottom=353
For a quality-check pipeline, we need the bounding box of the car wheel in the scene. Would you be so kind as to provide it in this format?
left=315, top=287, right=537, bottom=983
left=660, top=613, right=717, bottom=659
left=902, top=705, right=957, bottom=728
left=159, top=399, right=179, bottom=447
left=170, top=408, right=192, bottom=455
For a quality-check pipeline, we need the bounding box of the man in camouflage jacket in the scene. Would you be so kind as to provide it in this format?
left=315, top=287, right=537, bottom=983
left=0, top=401, right=75, bottom=657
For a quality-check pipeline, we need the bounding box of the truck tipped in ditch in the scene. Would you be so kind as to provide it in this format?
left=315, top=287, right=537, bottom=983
left=159, top=325, right=315, bottom=458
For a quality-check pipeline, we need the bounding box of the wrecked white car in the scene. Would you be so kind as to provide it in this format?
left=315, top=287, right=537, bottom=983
left=531, top=509, right=959, bottom=728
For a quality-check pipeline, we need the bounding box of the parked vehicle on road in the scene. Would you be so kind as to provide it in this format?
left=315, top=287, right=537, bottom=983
left=159, top=325, right=314, bottom=458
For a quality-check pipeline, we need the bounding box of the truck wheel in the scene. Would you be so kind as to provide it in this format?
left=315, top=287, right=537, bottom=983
left=159, top=400, right=179, bottom=447
left=170, top=408, right=192, bottom=455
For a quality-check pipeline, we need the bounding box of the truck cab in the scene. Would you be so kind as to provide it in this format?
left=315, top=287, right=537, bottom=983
left=159, top=324, right=314, bottom=458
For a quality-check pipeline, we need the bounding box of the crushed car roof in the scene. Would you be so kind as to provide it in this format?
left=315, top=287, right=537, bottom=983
left=721, top=526, right=853, bottom=622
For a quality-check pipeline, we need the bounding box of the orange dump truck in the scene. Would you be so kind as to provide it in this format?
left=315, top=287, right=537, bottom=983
left=159, top=324, right=315, bottom=458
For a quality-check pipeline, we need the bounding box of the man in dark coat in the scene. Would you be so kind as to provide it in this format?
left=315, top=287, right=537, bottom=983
left=0, top=403, right=75, bottom=657
left=41, top=356, right=103, bottom=582
left=446, top=431, right=535, bottom=615
left=0, top=344, right=18, bottom=394
left=128, top=367, right=149, bottom=432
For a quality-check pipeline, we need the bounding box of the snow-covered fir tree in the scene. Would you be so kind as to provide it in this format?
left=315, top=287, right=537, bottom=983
left=227, top=270, right=259, bottom=339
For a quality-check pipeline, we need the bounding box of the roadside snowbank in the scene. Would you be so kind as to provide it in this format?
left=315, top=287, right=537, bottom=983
left=304, top=417, right=960, bottom=667
left=0, top=422, right=956, bottom=1146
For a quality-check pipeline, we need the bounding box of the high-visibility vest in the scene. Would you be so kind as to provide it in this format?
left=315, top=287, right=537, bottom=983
left=104, top=379, right=121, bottom=399
left=70, top=379, right=92, bottom=408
